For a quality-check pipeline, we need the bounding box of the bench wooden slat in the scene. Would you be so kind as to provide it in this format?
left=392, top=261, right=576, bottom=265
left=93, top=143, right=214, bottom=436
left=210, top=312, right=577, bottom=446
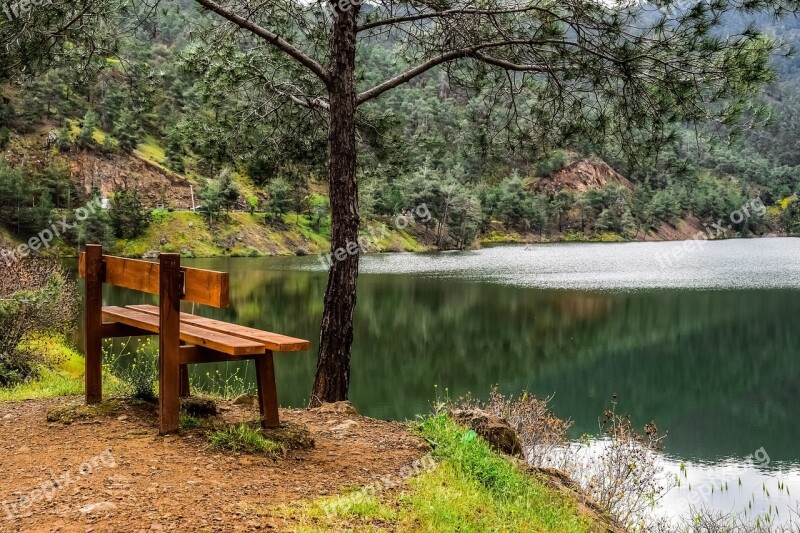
left=79, top=254, right=230, bottom=308
left=102, top=306, right=265, bottom=356
left=127, top=304, right=311, bottom=353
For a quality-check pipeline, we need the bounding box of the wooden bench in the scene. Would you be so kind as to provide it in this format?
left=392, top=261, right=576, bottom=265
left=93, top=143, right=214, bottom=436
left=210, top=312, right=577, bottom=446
left=79, top=244, right=310, bottom=434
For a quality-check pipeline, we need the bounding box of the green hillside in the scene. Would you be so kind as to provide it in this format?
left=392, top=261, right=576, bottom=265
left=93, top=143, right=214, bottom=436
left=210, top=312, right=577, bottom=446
left=1, top=2, right=800, bottom=257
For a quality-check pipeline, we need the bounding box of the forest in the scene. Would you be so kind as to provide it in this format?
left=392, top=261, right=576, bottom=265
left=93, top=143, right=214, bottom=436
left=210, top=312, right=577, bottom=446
left=1, top=1, right=800, bottom=253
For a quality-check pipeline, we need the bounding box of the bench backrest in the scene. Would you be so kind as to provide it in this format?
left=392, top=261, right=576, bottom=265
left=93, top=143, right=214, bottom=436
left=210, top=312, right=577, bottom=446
left=78, top=246, right=229, bottom=308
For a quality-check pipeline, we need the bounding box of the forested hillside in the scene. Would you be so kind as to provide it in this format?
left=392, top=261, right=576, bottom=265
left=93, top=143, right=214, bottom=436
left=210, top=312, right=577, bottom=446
left=1, top=1, right=799, bottom=256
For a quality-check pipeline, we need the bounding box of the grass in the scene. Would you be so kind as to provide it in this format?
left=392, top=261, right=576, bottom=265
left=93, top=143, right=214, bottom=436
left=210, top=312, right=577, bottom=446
left=480, top=228, right=529, bottom=245
left=0, top=368, right=85, bottom=402
left=180, top=413, right=204, bottom=430
left=208, top=424, right=285, bottom=456
left=270, top=414, right=592, bottom=532
left=0, top=338, right=124, bottom=403
left=115, top=209, right=430, bottom=259
left=411, top=414, right=591, bottom=532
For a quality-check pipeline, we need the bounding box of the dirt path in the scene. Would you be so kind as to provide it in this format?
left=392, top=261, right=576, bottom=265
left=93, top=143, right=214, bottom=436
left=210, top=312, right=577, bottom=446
left=0, top=398, right=427, bottom=532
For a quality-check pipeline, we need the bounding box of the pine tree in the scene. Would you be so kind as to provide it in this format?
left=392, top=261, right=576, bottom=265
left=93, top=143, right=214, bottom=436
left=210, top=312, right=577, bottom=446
left=75, top=110, right=97, bottom=149
left=217, top=170, right=240, bottom=213
left=113, top=108, right=141, bottom=153
left=164, top=127, right=185, bottom=173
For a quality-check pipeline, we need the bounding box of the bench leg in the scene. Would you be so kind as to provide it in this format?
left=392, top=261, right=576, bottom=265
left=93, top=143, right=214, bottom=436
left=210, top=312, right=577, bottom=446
left=179, top=365, right=190, bottom=398
left=159, top=254, right=182, bottom=434
left=84, top=245, right=103, bottom=404
left=255, top=352, right=279, bottom=429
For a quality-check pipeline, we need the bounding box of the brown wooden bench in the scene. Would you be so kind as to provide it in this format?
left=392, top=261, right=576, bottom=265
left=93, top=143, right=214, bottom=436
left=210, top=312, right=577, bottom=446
left=78, top=244, right=310, bottom=434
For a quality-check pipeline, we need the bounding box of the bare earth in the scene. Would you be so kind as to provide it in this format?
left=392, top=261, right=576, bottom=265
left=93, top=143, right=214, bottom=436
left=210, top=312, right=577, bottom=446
left=0, top=398, right=427, bottom=532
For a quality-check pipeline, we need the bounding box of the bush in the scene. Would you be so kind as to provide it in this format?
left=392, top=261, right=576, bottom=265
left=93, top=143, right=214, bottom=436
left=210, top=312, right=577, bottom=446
left=455, top=387, right=569, bottom=467
left=0, top=126, right=10, bottom=149
left=104, top=338, right=158, bottom=402
left=454, top=390, right=671, bottom=529
left=0, top=257, right=78, bottom=386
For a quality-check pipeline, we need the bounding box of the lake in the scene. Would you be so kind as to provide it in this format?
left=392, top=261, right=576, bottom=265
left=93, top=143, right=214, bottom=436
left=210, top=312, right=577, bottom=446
left=85, top=237, right=800, bottom=523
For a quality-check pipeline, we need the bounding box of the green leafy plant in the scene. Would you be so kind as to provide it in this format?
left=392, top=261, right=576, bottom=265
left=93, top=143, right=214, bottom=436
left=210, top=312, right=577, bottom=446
left=0, top=257, right=78, bottom=386
left=103, top=338, right=158, bottom=402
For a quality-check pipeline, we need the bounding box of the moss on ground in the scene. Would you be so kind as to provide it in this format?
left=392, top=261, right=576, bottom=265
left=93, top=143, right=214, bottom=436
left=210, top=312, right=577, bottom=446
left=114, top=210, right=431, bottom=258
left=46, top=399, right=124, bottom=424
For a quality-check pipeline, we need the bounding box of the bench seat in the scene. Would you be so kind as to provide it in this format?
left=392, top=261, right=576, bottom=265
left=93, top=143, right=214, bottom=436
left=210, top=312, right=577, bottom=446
left=127, top=305, right=310, bottom=352
left=102, top=306, right=266, bottom=356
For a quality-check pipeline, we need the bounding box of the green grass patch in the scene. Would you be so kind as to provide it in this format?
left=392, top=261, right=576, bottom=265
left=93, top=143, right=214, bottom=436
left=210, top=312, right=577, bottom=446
left=598, top=232, right=625, bottom=242
left=133, top=135, right=167, bottom=164
left=0, top=368, right=85, bottom=402
left=270, top=414, right=591, bottom=532
left=180, top=413, right=204, bottom=430
left=208, top=424, right=285, bottom=456
left=412, top=414, right=591, bottom=532
left=0, top=338, right=124, bottom=403
left=480, top=229, right=528, bottom=245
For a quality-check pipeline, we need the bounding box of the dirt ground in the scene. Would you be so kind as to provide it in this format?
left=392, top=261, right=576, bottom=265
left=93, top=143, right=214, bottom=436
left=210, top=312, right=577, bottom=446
left=0, top=398, right=428, bottom=532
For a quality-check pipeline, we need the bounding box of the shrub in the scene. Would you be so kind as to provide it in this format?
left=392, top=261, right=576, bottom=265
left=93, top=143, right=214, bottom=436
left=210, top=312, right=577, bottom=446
left=454, top=390, right=672, bottom=529
left=103, top=338, right=158, bottom=402
left=0, top=126, right=10, bottom=149
left=0, top=257, right=78, bottom=386
left=455, top=387, right=570, bottom=467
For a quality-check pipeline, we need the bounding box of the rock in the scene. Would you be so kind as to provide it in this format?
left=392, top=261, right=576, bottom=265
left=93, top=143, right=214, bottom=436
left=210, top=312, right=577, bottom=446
left=188, top=222, right=194, bottom=228
left=3, top=414, right=13, bottom=420
left=18, top=446, right=30, bottom=454
left=79, top=502, right=118, bottom=514
left=294, top=247, right=309, bottom=256
left=117, top=415, right=128, bottom=421
left=331, top=420, right=359, bottom=434
left=449, top=408, right=523, bottom=457
left=314, top=401, right=358, bottom=416
left=142, top=250, right=159, bottom=259
left=231, top=394, right=258, bottom=408
left=160, top=237, right=168, bottom=246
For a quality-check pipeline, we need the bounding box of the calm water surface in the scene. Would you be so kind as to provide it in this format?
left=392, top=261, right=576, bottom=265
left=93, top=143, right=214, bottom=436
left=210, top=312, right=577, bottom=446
left=88, top=238, right=800, bottom=522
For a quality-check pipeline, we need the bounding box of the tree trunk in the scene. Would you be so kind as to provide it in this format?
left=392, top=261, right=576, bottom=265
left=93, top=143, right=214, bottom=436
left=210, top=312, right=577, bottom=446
left=310, top=5, right=360, bottom=407
left=437, top=194, right=451, bottom=249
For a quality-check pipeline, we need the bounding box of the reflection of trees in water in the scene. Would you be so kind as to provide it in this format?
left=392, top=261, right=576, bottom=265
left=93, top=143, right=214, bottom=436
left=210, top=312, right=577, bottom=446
left=85, top=259, right=800, bottom=463
left=531, top=290, right=800, bottom=462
